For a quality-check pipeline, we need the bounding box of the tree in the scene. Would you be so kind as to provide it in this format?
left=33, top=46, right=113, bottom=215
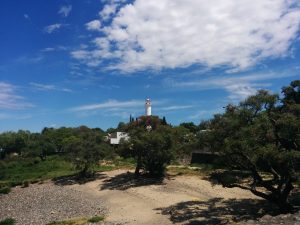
left=121, top=116, right=173, bottom=177
left=62, top=127, right=105, bottom=177
left=179, top=122, right=199, bottom=133
left=201, top=81, right=300, bottom=212
left=129, top=126, right=173, bottom=177
left=162, top=116, right=167, bottom=125
left=171, top=126, right=197, bottom=163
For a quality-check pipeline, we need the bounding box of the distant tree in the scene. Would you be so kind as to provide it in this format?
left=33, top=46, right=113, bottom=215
left=62, top=127, right=105, bottom=177
left=162, top=116, right=167, bottom=125
left=171, top=126, right=196, bottom=162
left=201, top=80, right=300, bottom=212
left=129, top=114, right=134, bottom=123
left=179, top=122, right=199, bottom=133
left=117, top=122, right=126, bottom=131
left=106, top=127, right=116, bottom=134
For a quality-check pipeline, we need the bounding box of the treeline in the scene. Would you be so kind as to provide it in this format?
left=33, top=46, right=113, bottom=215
left=0, top=118, right=202, bottom=176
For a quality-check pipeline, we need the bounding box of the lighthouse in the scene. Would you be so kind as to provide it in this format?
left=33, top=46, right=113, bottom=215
left=145, top=98, right=151, bottom=116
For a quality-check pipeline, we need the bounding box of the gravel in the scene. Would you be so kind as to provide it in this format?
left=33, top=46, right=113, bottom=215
left=239, top=211, right=300, bottom=225
left=0, top=182, right=107, bottom=225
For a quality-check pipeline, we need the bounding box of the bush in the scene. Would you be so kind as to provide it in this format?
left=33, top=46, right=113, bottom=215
left=0, top=218, right=15, bottom=225
left=22, top=180, right=29, bottom=188
left=0, top=186, right=11, bottom=194
left=87, top=216, right=104, bottom=223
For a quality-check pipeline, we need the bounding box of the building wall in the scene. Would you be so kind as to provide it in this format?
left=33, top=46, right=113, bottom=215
left=110, top=132, right=129, bottom=145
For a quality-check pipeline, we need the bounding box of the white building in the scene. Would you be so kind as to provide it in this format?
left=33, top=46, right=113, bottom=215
left=109, top=132, right=130, bottom=145
left=145, top=98, right=151, bottom=116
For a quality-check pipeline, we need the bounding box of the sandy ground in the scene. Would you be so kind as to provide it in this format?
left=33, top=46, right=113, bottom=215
left=70, top=169, right=261, bottom=225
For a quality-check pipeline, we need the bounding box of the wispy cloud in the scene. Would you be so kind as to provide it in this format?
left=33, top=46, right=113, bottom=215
left=40, top=46, right=68, bottom=52
left=0, top=113, right=32, bottom=120
left=0, top=82, right=33, bottom=109
left=71, top=99, right=144, bottom=111
left=164, top=68, right=299, bottom=101
left=58, top=5, right=72, bottom=17
left=44, top=23, right=64, bottom=34
left=16, top=55, right=43, bottom=64
left=24, top=14, right=29, bottom=20
left=30, top=82, right=72, bottom=92
left=159, top=105, right=194, bottom=111
left=189, top=109, right=223, bottom=120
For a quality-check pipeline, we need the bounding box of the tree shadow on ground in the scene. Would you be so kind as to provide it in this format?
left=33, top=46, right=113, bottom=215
left=206, top=170, right=300, bottom=210
left=100, top=171, right=165, bottom=190
left=205, top=170, right=252, bottom=187
left=156, top=197, right=280, bottom=225
left=53, top=172, right=108, bottom=186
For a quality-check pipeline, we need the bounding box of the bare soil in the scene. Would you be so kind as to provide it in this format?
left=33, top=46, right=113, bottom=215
left=71, top=169, right=264, bottom=225
left=1, top=169, right=288, bottom=225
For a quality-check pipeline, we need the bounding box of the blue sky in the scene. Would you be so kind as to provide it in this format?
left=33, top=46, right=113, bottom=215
left=0, top=0, right=300, bottom=132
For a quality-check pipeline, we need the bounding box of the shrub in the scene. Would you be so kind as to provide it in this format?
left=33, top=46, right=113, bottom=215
left=0, top=186, right=11, bottom=194
left=87, top=216, right=104, bottom=223
left=0, top=218, right=15, bottom=225
left=22, top=180, right=29, bottom=188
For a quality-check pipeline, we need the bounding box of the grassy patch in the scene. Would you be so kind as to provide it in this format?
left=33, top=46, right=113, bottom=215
left=46, top=215, right=104, bottom=225
left=0, top=155, right=76, bottom=187
left=0, top=218, right=15, bottom=225
left=87, top=216, right=104, bottom=223
left=0, top=155, right=136, bottom=189
left=96, top=157, right=135, bottom=171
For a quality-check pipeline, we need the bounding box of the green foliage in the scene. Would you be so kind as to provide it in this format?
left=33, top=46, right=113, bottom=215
left=200, top=80, right=300, bottom=211
left=87, top=216, right=104, bottom=223
left=0, top=155, right=75, bottom=187
left=62, top=126, right=110, bottom=177
left=122, top=121, right=173, bottom=177
left=22, top=180, right=29, bottom=188
left=0, top=186, right=11, bottom=194
left=0, top=218, right=15, bottom=225
left=171, top=126, right=197, bottom=162
left=179, top=122, right=199, bottom=133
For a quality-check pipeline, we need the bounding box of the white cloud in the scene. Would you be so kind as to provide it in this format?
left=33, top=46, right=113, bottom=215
left=189, top=109, right=222, bottom=120
left=0, top=113, right=32, bottom=120
left=85, top=20, right=101, bottom=31
left=160, top=105, right=194, bottom=111
left=0, top=82, right=33, bottom=109
left=30, top=82, right=72, bottom=92
left=44, top=23, right=63, bottom=34
left=24, top=14, right=29, bottom=19
left=40, top=46, right=68, bottom=52
left=41, top=47, right=55, bottom=52
left=165, top=69, right=299, bottom=101
left=58, top=5, right=72, bottom=17
left=99, top=4, right=117, bottom=20
left=74, top=0, right=300, bottom=72
left=71, top=99, right=144, bottom=111
left=30, top=82, right=56, bottom=91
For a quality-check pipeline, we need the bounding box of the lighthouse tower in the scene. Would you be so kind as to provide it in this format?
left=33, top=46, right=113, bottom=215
left=145, top=98, right=151, bottom=116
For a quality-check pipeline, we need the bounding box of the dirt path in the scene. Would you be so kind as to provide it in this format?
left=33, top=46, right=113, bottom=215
left=71, top=170, right=260, bottom=225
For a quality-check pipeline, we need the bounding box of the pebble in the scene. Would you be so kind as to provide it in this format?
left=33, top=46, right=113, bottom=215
left=0, top=182, right=107, bottom=225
